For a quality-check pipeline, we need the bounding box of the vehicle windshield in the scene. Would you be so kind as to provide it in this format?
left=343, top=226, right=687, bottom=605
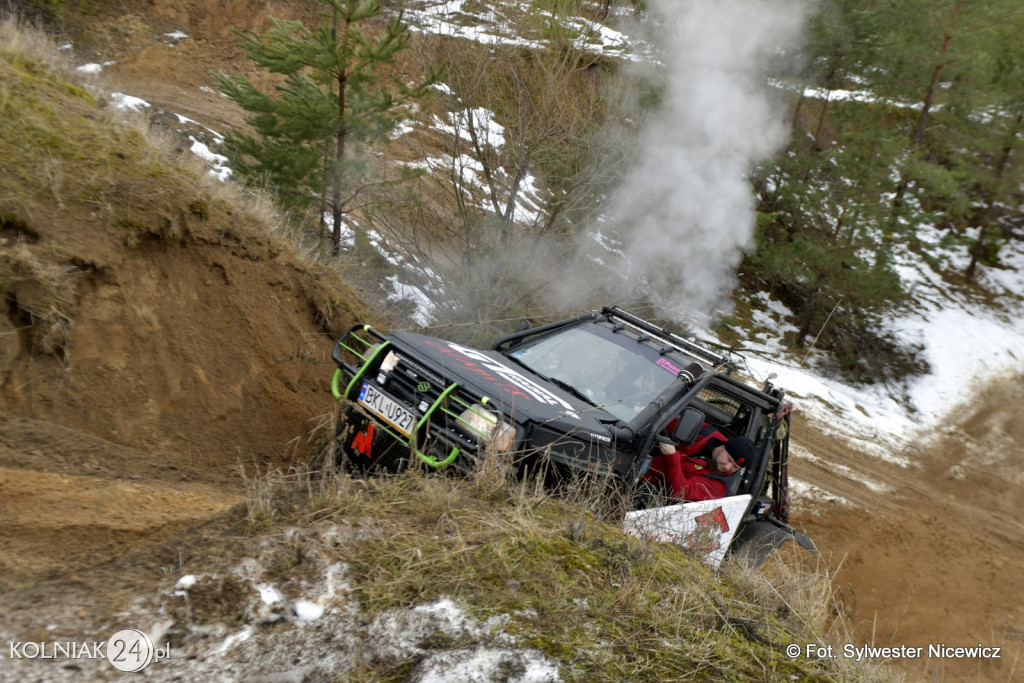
left=508, top=323, right=685, bottom=422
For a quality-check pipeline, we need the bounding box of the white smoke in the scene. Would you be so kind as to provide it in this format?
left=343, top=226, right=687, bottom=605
left=568, top=0, right=810, bottom=323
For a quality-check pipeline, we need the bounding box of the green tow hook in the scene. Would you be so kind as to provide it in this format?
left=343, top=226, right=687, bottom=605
left=416, top=446, right=460, bottom=468
left=413, top=383, right=460, bottom=469
left=331, top=368, right=344, bottom=400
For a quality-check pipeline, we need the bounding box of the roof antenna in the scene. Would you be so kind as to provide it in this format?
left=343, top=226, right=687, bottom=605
left=800, top=296, right=843, bottom=368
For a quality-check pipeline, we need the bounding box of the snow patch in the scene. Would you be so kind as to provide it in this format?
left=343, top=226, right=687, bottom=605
left=110, top=92, right=150, bottom=111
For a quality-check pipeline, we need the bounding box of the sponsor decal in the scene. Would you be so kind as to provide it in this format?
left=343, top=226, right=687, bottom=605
left=694, top=506, right=730, bottom=533
left=686, top=505, right=730, bottom=554
left=428, top=341, right=581, bottom=420
left=351, top=423, right=375, bottom=458
left=656, top=357, right=681, bottom=374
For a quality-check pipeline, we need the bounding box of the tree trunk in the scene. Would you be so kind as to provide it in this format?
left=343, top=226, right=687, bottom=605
left=966, top=109, right=1023, bottom=280
left=911, top=1, right=962, bottom=147
left=964, top=223, right=989, bottom=281
left=830, top=200, right=849, bottom=245
left=812, top=93, right=831, bottom=148
left=790, top=90, right=805, bottom=130
left=332, top=73, right=348, bottom=256
left=889, top=1, right=963, bottom=228
left=795, top=276, right=825, bottom=347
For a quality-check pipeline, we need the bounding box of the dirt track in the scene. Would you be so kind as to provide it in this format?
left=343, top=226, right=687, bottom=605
left=790, top=372, right=1024, bottom=681
left=1, top=3, right=1022, bottom=680
left=0, top=412, right=242, bottom=585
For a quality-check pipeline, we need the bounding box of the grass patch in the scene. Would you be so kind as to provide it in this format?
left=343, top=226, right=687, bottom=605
left=1, top=18, right=290, bottom=249
left=0, top=17, right=372, bottom=353
left=241, top=456, right=895, bottom=682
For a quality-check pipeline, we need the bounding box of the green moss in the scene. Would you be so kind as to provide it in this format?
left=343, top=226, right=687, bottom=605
left=322, top=476, right=863, bottom=681
left=189, top=200, right=211, bottom=221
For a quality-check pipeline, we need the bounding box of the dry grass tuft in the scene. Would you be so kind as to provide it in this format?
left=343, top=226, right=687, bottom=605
left=237, top=460, right=290, bottom=530
left=0, top=241, right=80, bottom=362
left=235, top=445, right=895, bottom=680
left=0, top=16, right=72, bottom=76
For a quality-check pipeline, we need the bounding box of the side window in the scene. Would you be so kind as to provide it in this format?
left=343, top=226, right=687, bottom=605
left=692, top=386, right=753, bottom=437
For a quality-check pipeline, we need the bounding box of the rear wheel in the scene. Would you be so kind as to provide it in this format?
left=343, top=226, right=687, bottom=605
left=729, top=519, right=794, bottom=569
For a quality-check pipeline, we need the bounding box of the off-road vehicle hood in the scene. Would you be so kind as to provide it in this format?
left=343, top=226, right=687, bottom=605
left=389, top=330, right=619, bottom=440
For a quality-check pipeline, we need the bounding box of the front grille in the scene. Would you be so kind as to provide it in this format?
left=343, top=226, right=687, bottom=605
left=332, top=325, right=506, bottom=464
left=383, top=355, right=490, bottom=454
left=385, top=357, right=446, bottom=410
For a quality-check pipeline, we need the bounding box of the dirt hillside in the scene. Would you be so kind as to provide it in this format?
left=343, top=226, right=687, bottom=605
left=1, top=3, right=1022, bottom=681
left=790, top=375, right=1024, bottom=681
left=1, top=3, right=371, bottom=588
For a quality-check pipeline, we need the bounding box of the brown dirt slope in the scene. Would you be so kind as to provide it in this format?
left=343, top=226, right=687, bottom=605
left=790, top=375, right=1024, bottom=681
left=0, top=165, right=357, bottom=473
left=0, top=16, right=370, bottom=587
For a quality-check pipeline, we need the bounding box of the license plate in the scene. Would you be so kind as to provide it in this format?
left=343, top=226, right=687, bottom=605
left=358, top=383, right=416, bottom=437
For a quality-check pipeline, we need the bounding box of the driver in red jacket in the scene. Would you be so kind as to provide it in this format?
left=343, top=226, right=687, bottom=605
left=643, top=424, right=756, bottom=501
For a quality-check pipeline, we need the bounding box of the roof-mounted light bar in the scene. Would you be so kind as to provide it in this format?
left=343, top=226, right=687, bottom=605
left=602, top=306, right=730, bottom=369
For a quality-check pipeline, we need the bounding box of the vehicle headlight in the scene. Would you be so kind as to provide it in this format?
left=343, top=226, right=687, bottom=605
left=379, top=350, right=400, bottom=373
left=458, top=403, right=516, bottom=452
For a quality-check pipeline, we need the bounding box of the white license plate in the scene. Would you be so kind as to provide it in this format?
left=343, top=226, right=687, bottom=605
left=358, top=383, right=416, bottom=437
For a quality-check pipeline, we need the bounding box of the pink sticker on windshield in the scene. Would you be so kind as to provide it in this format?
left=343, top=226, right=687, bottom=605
left=656, top=357, right=680, bottom=374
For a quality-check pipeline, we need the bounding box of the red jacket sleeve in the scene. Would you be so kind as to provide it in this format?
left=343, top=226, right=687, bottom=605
left=674, top=469, right=726, bottom=501
left=647, top=451, right=727, bottom=501
left=645, top=425, right=729, bottom=501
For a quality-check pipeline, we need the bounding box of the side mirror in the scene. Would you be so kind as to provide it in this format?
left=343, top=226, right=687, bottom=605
left=672, top=408, right=705, bottom=445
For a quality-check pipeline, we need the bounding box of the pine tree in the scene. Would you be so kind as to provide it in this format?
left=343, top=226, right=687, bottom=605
left=870, top=0, right=1024, bottom=259
left=800, top=0, right=1024, bottom=282
left=214, top=0, right=438, bottom=254
left=750, top=0, right=912, bottom=377
left=957, top=2, right=1024, bottom=280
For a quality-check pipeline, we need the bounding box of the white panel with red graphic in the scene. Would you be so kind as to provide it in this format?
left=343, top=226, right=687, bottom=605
left=622, top=495, right=751, bottom=568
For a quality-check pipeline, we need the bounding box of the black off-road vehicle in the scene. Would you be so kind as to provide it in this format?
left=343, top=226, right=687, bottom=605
left=328, top=306, right=809, bottom=565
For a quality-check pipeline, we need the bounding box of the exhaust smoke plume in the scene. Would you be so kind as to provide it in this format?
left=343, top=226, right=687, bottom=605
left=561, top=0, right=810, bottom=324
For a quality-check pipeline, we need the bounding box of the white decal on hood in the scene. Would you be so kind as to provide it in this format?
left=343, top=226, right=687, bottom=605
left=448, top=342, right=580, bottom=420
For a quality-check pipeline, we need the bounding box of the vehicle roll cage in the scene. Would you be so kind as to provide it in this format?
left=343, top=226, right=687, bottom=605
left=493, top=306, right=734, bottom=372
left=601, top=306, right=731, bottom=370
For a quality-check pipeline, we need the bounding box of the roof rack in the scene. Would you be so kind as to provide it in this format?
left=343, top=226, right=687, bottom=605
left=602, top=306, right=730, bottom=369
